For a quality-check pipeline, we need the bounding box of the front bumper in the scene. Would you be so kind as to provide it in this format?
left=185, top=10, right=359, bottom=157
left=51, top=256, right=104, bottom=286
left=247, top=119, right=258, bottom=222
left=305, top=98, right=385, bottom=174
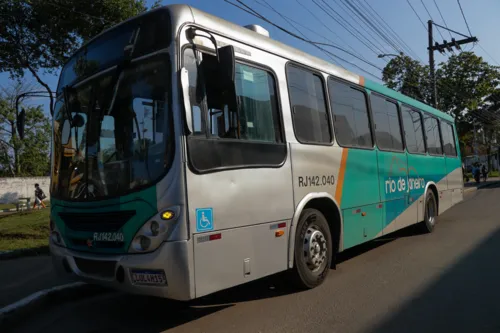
left=50, top=240, right=194, bottom=300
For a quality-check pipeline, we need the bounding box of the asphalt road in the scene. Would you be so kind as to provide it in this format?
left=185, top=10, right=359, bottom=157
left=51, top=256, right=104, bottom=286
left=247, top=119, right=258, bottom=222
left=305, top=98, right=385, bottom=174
left=10, top=185, right=500, bottom=333
left=0, top=256, right=71, bottom=308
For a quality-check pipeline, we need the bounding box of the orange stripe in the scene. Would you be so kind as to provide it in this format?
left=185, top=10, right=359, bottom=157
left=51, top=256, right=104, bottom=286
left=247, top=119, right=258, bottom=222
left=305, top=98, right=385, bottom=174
left=335, top=148, right=349, bottom=206
left=359, top=76, right=365, bottom=86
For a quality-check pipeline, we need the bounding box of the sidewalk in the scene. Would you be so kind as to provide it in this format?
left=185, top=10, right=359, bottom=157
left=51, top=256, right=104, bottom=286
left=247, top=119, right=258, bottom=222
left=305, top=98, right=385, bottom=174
left=463, top=177, right=500, bottom=192
left=0, top=256, right=72, bottom=308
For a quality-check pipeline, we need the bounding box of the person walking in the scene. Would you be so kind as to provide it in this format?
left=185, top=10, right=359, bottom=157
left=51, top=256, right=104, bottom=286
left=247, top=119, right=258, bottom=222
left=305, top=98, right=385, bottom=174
left=482, top=164, right=488, bottom=182
left=33, top=183, right=47, bottom=209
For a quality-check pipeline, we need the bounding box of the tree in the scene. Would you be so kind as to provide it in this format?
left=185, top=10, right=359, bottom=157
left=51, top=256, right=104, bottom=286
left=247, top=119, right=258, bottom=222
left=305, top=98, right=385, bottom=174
left=436, top=52, right=500, bottom=139
left=0, top=0, right=161, bottom=115
left=0, top=80, right=51, bottom=176
left=382, top=55, right=431, bottom=103
left=382, top=51, right=500, bottom=160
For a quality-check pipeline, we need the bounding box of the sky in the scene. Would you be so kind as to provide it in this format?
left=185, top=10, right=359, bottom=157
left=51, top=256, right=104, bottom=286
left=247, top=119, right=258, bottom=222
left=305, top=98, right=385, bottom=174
left=2, top=0, right=499, bottom=116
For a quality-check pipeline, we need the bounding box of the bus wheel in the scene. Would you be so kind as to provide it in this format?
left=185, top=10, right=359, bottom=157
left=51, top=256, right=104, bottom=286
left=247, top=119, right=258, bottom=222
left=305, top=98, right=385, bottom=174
left=421, top=191, right=437, bottom=233
left=290, top=208, right=332, bottom=289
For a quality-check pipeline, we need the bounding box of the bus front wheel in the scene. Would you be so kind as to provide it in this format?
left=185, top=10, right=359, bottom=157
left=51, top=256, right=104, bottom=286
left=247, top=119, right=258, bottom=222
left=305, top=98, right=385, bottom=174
left=290, top=208, right=332, bottom=289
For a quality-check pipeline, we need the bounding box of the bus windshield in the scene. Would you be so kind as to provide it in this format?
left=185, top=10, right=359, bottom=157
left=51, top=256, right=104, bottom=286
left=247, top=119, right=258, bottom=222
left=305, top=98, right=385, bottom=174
left=51, top=56, right=172, bottom=201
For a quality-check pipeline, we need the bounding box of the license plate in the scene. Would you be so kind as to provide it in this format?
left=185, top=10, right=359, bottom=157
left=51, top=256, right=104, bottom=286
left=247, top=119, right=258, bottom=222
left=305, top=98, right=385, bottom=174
left=93, top=232, right=124, bottom=242
left=131, top=270, right=167, bottom=285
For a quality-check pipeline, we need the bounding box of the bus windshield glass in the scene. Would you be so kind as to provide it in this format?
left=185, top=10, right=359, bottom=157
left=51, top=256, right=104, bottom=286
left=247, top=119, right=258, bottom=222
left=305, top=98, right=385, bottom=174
left=52, top=57, right=172, bottom=201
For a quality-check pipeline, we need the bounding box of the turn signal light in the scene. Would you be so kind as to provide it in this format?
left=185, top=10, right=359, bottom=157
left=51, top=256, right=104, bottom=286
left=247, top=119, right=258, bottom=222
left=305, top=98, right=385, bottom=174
left=275, top=230, right=285, bottom=237
left=161, top=210, right=175, bottom=220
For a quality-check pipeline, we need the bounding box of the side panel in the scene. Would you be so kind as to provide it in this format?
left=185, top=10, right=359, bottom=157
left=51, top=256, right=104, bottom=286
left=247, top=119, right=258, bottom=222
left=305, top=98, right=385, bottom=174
left=194, top=221, right=288, bottom=297
left=342, top=203, right=382, bottom=249
left=290, top=143, right=342, bottom=209
left=181, top=34, right=294, bottom=297
left=377, top=151, right=408, bottom=235
left=407, top=154, right=429, bottom=223
left=443, top=156, right=462, bottom=212
left=339, top=148, right=382, bottom=249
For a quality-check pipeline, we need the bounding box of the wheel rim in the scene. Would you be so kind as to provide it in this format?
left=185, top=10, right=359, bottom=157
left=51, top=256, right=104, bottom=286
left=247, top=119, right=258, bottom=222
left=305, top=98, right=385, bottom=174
left=426, top=196, right=436, bottom=225
left=303, top=224, right=328, bottom=273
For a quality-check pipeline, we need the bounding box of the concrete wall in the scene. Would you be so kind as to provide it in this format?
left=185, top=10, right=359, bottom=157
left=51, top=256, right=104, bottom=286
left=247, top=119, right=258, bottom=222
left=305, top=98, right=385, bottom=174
left=0, top=177, right=50, bottom=203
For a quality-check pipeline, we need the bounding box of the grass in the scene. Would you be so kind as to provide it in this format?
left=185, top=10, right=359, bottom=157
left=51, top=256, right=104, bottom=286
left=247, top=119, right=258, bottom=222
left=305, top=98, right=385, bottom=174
left=0, top=209, right=50, bottom=252
left=465, top=170, right=499, bottom=179
left=0, top=204, right=16, bottom=210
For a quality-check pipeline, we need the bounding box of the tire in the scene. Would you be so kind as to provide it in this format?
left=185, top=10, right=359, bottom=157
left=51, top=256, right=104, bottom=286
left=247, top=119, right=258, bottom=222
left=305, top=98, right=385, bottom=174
left=421, top=191, right=438, bottom=233
left=289, top=208, right=332, bottom=289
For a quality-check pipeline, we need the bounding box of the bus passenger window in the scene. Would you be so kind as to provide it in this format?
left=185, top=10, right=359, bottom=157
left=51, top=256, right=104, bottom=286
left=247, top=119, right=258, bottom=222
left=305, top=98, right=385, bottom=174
left=183, top=48, right=281, bottom=143
left=370, top=95, right=403, bottom=151
left=328, top=79, right=372, bottom=148
left=401, top=106, right=426, bottom=154
left=287, top=65, right=331, bottom=144
left=441, top=122, right=457, bottom=156
left=424, top=116, right=443, bottom=155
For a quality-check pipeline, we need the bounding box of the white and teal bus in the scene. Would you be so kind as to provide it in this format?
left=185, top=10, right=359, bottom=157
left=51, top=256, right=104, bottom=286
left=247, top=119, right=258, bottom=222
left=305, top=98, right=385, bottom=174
left=40, top=5, right=463, bottom=300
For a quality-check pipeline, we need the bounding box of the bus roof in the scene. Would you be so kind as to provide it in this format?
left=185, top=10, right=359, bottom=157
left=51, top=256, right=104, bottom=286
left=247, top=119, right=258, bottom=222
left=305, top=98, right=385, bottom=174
left=180, top=5, right=454, bottom=123
left=71, top=4, right=454, bottom=123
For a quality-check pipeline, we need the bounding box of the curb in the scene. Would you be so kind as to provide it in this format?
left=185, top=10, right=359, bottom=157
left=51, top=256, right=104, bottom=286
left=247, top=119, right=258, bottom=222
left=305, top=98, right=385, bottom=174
left=463, top=181, right=500, bottom=193
left=0, top=282, right=110, bottom=331
left=0, top=246, right=49, bottom=261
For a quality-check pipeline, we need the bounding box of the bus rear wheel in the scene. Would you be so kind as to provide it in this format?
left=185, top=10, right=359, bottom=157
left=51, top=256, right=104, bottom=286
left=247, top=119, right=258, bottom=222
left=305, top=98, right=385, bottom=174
left=421, top=191, right=438, bottom=233
left=290, top=208, right=332, bottom=289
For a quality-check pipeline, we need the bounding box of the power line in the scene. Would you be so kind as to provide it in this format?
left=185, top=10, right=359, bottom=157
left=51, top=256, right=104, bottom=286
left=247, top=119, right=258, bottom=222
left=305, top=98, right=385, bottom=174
left=420, top=0, right=445, bottom=41
left=340, top=0, right=402, bottom=55
left=293, top=0, right=372, bottom=64
left=334, top=0, right=393, bottom=55
left=225, top=0, right=383, bottom=79
left=254, top=0, right=383, bottom=71
left=358, top=0, right=422, bottom=62
left=457, top=0, right=473, bottom=36
left=433, top=0, right=453, bottom=40
left=478, top=44, right=500, bottom=66
left=406, top=0, right=427, bottom=31
left=253, top=0, right=343, bottom=67
left=350, top=0, right=408, bottom=56
left=312, top=0, right=385, bottom=56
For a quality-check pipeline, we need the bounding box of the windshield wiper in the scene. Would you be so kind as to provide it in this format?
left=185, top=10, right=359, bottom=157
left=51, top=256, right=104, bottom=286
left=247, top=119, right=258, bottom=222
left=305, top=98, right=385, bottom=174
left=106, top=26, right=141, bottom=117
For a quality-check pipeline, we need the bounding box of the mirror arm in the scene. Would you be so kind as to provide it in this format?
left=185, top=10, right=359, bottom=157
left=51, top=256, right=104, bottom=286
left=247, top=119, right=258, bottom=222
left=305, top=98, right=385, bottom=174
left=180, top=67, right=193, bottom=134
left=186, top=27, right=220, bottom=62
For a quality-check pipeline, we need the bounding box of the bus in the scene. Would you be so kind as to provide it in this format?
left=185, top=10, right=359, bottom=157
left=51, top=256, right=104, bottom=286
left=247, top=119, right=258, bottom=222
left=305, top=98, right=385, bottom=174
left=37, top=4, right=463, bottom=300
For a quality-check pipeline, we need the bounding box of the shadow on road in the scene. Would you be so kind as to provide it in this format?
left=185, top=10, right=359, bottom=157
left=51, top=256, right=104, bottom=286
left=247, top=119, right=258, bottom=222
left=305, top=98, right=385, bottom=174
left=337, top=223, right=424, bottom=264
left=11, top=222, right=434, bottom=333
left=369, top=227, right=500, bottom=333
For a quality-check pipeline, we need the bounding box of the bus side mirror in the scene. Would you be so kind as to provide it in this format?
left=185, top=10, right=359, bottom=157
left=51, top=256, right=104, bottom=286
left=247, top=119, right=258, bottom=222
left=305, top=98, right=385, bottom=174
left=218, top=45, right=235, bottom=91
left=180, top=67, right=193, bottom=134
left=17, top=108, right=26, bottom=140
left=217, top=45, right=238, bottom=113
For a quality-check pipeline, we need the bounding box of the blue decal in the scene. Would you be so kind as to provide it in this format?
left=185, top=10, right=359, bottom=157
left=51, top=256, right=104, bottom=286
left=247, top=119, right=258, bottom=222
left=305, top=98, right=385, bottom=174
left=196, top=208, right=214, bottom=232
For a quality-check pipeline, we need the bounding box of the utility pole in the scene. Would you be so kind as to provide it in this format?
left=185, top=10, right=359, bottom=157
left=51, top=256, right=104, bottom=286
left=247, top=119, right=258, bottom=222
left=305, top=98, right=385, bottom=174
left=427, top=20, right=478, bottom=109
left=428, top=20, right=437, bottom=108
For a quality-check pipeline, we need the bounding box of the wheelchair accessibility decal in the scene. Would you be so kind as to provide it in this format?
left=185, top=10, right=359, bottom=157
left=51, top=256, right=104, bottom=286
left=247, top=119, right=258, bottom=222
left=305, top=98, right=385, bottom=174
left=196, top=208, right=214, bottom=232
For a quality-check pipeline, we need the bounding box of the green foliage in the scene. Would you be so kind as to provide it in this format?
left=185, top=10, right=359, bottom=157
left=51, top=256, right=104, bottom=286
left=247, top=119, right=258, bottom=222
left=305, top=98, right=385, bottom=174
left=0, top=0, right=157, bottom=114
left=382, top=51, right=500, bottom=159
left=437, top=52, right=500, bottom=128
left=0, top=81, right=51, bottom=177
left=382, top=55, right=431, bottom=103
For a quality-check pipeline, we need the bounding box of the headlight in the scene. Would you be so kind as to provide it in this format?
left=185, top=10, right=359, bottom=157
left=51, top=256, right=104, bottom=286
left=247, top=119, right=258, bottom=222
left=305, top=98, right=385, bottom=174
left=131, top=235, right=152, bottom=251
left=150, top=221, right=160, bottom=236
left=128, top=206, right=180, bottom=253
